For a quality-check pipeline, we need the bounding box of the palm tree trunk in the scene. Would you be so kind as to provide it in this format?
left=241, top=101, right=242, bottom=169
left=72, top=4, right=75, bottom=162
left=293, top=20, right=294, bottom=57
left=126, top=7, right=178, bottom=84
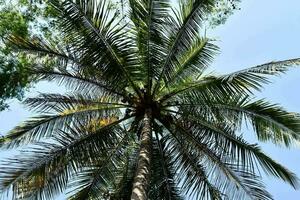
left=131, top=109, right=152, bottom=200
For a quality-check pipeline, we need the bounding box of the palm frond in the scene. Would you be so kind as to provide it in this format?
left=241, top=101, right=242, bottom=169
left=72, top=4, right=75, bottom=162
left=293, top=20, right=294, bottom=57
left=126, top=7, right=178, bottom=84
left=50, top=0, right=142, bottom=97
left=157, top=117, right=223, bottom=200
left=221, top=58, right=300, bottom=90
left=242, top=99, right=300, bottom=146
left=162, top=37, right=219, bottom=89
left=24, top=93, right=130, bottom=114
left=162, top=132, right=223, bottom=200
left=9, top=144, right=72, bottom=200
left=173, top=111, right=299, bottom=189
left=8, top=35, right=74, bottom=63
left=0, top=105, right=124, bottom=148
left=148, top=131, right=183, bottom=200
left=159, top=116, right=273, bottom=200
left=33, top=68, right=127, bottom=98
left=0, top=118, right=129, bottom=199
left=109, top=138, right=139, bottom=200
left=8, top=35, right=133, bottom=98
left=153, top=0, right=215, bottom=94
left=66, top=127, right=135, bottom=199
left=159, top=58, right=300, bottom=102
left=67, top=141, right=124, bottom=199
left=171, top=95, right=300, bottom=146
left=129, top=0, right=170, bottom=93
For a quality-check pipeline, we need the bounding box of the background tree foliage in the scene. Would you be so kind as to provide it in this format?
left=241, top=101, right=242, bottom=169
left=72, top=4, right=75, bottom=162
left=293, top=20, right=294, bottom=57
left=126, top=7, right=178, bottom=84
left=0, top=0, right=58, bottom=110
left=0, top=0, right=240, bottom=111
left=0, top=5, right=30, bottom=111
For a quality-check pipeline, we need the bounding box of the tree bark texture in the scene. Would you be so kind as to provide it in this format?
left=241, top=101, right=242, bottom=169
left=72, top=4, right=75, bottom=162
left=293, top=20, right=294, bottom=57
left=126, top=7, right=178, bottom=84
left=131, top=109, right=152, bottom=200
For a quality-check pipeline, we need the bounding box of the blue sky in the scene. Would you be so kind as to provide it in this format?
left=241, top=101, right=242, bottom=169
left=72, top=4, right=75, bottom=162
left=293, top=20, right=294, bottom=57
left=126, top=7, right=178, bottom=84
left=1, top=0, right=300, bottom=199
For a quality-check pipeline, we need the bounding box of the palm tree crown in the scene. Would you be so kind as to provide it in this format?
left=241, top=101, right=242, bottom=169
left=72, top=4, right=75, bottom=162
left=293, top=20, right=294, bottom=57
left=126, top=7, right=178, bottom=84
left=1, top=0, right=300, bottom=199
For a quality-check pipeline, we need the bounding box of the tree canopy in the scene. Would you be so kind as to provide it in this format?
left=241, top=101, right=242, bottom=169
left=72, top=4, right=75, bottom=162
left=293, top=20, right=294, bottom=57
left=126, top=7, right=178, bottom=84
left=0, top=0, right=58, bottom=110
left=1, top=0, right=300, bottom=200
left=0, top=0, right=240, bottom=111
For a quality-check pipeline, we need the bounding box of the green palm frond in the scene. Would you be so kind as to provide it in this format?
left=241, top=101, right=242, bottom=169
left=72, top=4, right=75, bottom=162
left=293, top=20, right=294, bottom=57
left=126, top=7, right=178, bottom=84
left=109, top=139, right=139, bottom=200
left=128, top=0, right=171, bottom=93
left=1, top=105, right=124, bottom=148
left=162, top=37, right=219, bottom=88
left=162, top=132, right=224, bottom=200
left=24, top=93, right=129, bottom=113
left=0, top=118, right=129, bottom=199
left=220, top=58, right=300, bottom=90
left=8, top=35, right=133, bottom=97
left=242, top=99, right=300, bottom=145
left=67, top=134, right=128, bottom=199
left=169, top=95, right=300, bottom=146
left=49, top=0, right=142, bottom=96
left=159, top=116, right=273, bottom=200
left=7, top=143, right=72, bottom=200
left=33, top=68, right=127, bottom=97
left=67, top=130, right=138, bottom=200
left=153, top=0, right=215, bottom=93
left=8, top=35, right=73, bottom=63
left=178, top=113, right=299, bottom=188
left=148, top=131, right=183, bottom=200
left=159, top=58, right=300, bottom=102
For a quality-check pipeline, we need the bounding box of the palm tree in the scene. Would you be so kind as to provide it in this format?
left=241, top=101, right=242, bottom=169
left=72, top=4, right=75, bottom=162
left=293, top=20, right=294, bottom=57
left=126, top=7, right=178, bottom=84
left=1, top=0, right=300, bottom=199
